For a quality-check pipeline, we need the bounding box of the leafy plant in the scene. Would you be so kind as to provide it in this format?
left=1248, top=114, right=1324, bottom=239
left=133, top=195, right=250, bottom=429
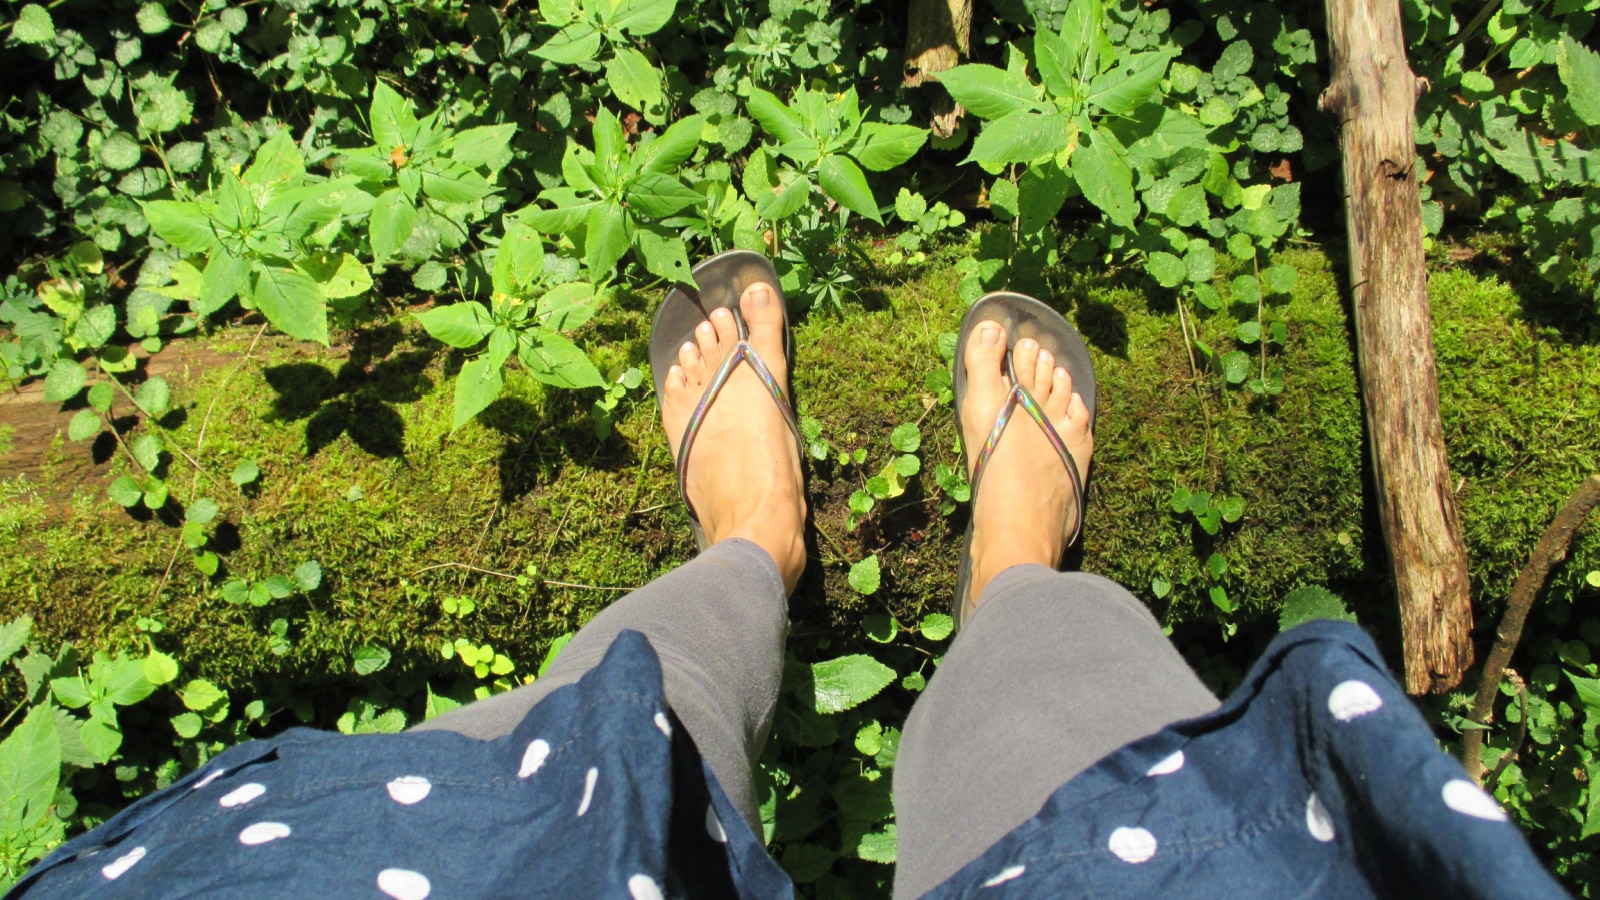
left=532, top=0, right=678, bottom=114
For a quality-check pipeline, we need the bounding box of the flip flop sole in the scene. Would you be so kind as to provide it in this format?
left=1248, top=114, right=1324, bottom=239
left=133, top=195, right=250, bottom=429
left=649, top=249, right=797, bottom=551
left=951, top=292, right=1098, bottom=628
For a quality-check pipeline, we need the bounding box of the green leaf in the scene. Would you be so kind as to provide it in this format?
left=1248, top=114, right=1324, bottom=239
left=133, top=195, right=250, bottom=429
left=584, top=202, right=631, bottom=275
left=1560, top=36, right=1600, bottom=128
left=1209, top=585, right=1233, bottom=613
left=0, top=617, right=30, bottom=665
left=98, top=132, right=143, bottom=171
left=818, top=155, right=880, bottom=223
left=452, top=355, right=505, bottom=430
left=1262, top=264, right=1298, bottom=295
left=420, top=169, right=493, bottom=204
left=1278, top=586, right=1356, bottom=631
left=936, top=65, right=1041, bottom=120
left=889, top=423, right=921, bottom=453
left=108, top=476, right=143, bottom=507
left=517, top=331, right=605, bottom=389
left=446, top=124, right=517, bottom=170
left=605, top=47, right=663, bottom=112
left=849, top=123, right=928, bottom=172
left=43, top=359, right=86, bottom=402
left=1018, top=162, right=1073, bottom=235
left=185, top=497, right=219, bottom=525
left=848, top=555, right=881, bottom=595
left=87, top=383, right=113, bottom=413
left=231, top=459, right=260, bottom=486
left=198, top=251, right=249, bottom=317
left=254, top=267, right=328, bottom=345
left=1033, top=26, right=1075, bottom=98
left=369, top=82, right=410, bottom=153
left=536, top=282, right=598, bottom=332
left=0, top=705, right=60, bottom=837
left=746, top=89, right=806, bottom=144
left=353, top=645, right=391, bottom=675
left=135, top=376, right=170, bottom=416
left=1087, top=52, right=1171, bottom=116
left=143, top=650, right=179, bottom=686
left=1220, top=350, right=1250, bottom=384
left=12, top=4, right=56, bottom=43
left=414, top=301, right=493, bottom=349
left=919, top=613, right=954, bottom=641
left=293, top=560, right=322, bottom=592
left=1072, top=132, right=1136, bottom=228
left=613, top=0, right=677, bottom=34
left=533, top=22, right=601, bottom=63
left=636, top=115, right=707, bottom=174
left=626, top=172, right=702, bottom=218
left=967, top=112, right=1071, bottom=167
left=370, top=189, right=417, bottom=261
left=863, top=613, right=899, bottom=644
left=180, top=678, right=227, bottom=713
left=1059, top=0, right=1104, bottom=80
left=1146, top=251, right=1185, bottom=288
left=809, top=654, right=895, bottom=713
left=136, top=2, right=171, bottom=34
left=170, top=711, right=202, bottom=739
left=67, top=409, right=100, bottom=442
left=989, top=178, right=1019, bottom=220
left=1150, top=575, right=1171, bottom=598
left=856, top=825, right=897, bottom=863
left=142, top=201, right=216, bottom=253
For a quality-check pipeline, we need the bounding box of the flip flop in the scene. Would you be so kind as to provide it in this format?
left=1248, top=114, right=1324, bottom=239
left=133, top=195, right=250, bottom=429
left=650, top=249, right=805, bottom=551
left=951, top=292, right=1098, bottom=629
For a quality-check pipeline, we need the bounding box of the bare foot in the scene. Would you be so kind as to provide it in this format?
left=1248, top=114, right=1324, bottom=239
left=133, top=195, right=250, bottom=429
left=960, top=321, right=1095, bottom=608
left=659, top=282, right=807, bottom=593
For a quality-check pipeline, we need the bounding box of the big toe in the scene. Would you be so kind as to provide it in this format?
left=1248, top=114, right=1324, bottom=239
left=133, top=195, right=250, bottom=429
left=740, top=282, right=786, bottom=376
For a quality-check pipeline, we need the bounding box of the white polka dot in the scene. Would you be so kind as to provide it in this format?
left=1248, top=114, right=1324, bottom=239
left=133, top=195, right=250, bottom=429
left=1108, top=826, right=1157, bottom=864
left=1305, top=793, right=1335, bottom=842
left=1146, top=750, right=1185, bottom=776
left=1442, top=779, right=1508, bottom=821
left=219, top=782, right=266, bottom=808
left=100, top=846, right=145, bottom=880
left=981, top=864, right=1026, bottom=887
left=628, top=873, right=664, bottom=900
left=577, top=767, right=598, bottom=816
left=1328, top=680, right=1383, bottom=721
left=238, top=821, right=291, bottom=845
left=654, top=712, right=672, bottom=737
left=377, top=868, right=432, bottom=900
left=191, top=769, right=224, bottom=791
left=518, top=739, right=550, bottom=779
left=386, top=776, right=432, bottom=805
left=705, top=805, right=727, bottom=843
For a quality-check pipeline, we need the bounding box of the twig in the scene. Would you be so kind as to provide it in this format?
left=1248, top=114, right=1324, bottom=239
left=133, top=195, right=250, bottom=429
left=1485, top=670, right=1529, bottom=790
left=408, top=561, right=635, bottom=592
left=1463, top=474, right=1600, bottom=779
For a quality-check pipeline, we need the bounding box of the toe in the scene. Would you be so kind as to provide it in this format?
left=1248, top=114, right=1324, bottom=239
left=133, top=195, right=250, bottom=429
left=665, top=364, right=689, bottom=397
left=1033, top=348, right=1056, bottom=401
left=740, top=283, right=787, bottom=380
left=1046, top=367, right=1073, bottom=419
left=1065, top=391, right=1093, bottom=441
left=709, top=306, right=740, bottom=353
left=963, top=321, right=1009, bottom=440
left=1013, top=338, right=1040, bottom=392
left=695, top=317, right=723, bottom=365
left=679, top=339, right=707, bottom=386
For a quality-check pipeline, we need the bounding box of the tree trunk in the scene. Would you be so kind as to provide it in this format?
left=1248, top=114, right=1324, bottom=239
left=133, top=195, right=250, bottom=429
left=1320, top=0, right=1475, bottom=694
left=904, top=0, right=971, bottom=138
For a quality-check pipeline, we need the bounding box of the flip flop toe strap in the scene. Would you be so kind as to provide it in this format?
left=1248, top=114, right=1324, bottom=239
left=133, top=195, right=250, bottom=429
left=970, top=382, right=1086, bottom=547
left=675, top=340, right=801, bottom=527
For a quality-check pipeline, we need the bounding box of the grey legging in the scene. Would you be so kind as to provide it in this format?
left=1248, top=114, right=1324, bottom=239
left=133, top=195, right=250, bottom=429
left=413, top=538, right=1219, bottom=897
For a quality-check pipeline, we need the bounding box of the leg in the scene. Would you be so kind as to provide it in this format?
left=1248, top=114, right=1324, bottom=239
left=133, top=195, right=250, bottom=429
left=892, top=566, right=1217, bottom=898
left=414, top=537, right=787, bottom=830
left=416, top=278, right=807, bottom=834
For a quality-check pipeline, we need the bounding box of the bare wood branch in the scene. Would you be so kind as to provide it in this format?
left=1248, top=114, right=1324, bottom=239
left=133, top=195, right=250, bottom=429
left=1463, top=474, right=1600, bottom=778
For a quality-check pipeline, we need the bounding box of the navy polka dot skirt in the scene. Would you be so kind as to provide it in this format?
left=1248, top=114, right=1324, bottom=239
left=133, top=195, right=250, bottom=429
left=7, top=623, right=1568, bottom=898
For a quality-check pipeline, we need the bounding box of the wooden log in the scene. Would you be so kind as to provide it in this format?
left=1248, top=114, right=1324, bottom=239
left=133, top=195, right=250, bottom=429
left=1320, top=0, right=1475, bottom=694
left=904, top=0, right=971, bottom=138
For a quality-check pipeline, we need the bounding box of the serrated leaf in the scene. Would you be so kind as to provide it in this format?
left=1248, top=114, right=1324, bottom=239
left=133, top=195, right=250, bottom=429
left=809, top=654, right=895, bottom=713
left=818, top=154, right=880, bottom=223
left=1560, top=35, right=1600, bottom=128
left=143, top=650, right=179, bottom=685
left=1087, top=52, right=1170, bottom=116
left=452, top=355, right=504, bottom=430
left=43, top=359, right=86, bottom=402
left=293, top=560, right=322, bottom=592
left=937, top=65, right=1041, bottom=119
left=12, top=4, right=56, bottom=44
left=370, top=189, right=417, bottom=261
left=967, top=111, right=1071, bottom=167
left=517, top=330, right=604, bottom=389
left=108, top=476, right=143, bottom=507
left=1278, top=586, right=1356, bottom=631
left=254, top=267, right=328, bottom=345
left=67, top=409, right=100, bottom=442
left=353, top=644, right=390, bottom=675
left=231, top=459, right=260, bottom=486
left=180, top=678, right=227, bottom=713
left=746, top=88, right=806, bottom=144
left=848, top=555, right=881, bottom=595
left=134, top=376, right=170, bottom=416
left=605, top=47, right=663, bottom=112
left=850, top=123, right=928, bottom=172
left=919, top=613, right=954, bottom=641
left=1073, top=132, right=1136, bottom=228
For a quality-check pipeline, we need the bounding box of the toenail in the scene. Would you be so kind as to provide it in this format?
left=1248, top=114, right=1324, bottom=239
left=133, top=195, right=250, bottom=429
left=698, top=322, right=713, bottom=334
left=750, top=285, right=772, bottom=307
left=1040, top=350, right=1053, bottom=365
left=980, top=324, right=1001, bottom=345
left=1056, top=367, right=1068, bottom=379
left=681, top=341, right=696, bottom=354
left=1019, top=339, right=1036, bottom=351
left=712, top=308, right=731, bottom=319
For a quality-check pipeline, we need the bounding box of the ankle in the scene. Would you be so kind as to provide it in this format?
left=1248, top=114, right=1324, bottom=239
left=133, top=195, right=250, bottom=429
left=970, top=540, right=1056, bottom=605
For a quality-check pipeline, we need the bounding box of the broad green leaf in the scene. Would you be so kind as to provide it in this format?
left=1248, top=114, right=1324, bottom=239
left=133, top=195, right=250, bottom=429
left=636, top=114, right=706, bottom=174
left=136, top=2, right=171, bottom=34
left=198, top=251, right=249, bottom=316
left=1146, top=251, right=1185, bottom=288
left=452, top=355, right=505, bottom=430
left=989, top=178, right=1019, bottom=219
left=809, top=654, right=895, bottom=713
left=0, top=705, right=60, bottom=836
left=1033, top=26, right=1075, bottom=98
left=1059, top=0, right=1105, bottom=81
left=532, top=22, right=602, bottom=64
left=446, top=124, right=517, bottom=170
left=606, top=47, right=664, bottom=112
left=635, top=226, right=694, bottom=283
left=134, top=376, right=170, bottom=416
left=1278, top=586, right=1356, bottom=631
left=353, top=645, right=391, bottom=675
left=746, top=89, right=806, bottom=144
left=12, top=4, right=56, bottom=44
left=919, top=613, right=954, bottom=641
left=1559, top=36, right=1600, bottom=128
left=142, top=476, right=170, bottom=509
left=230, top=459, right=260, bottom=486
left=967, top=112, right=1072, bottom=167
left=0, top=617, right=31, bottom=665
left=1220, top=350, right=1250, bottom=384
left=849, top=123, right=929, bottom=172
left=180, top=678, right=227, bottom=713
left=185, top=497, right=219, bottom=524
left=1072, top=131, right=1136, bottom=227
left=895, top=188, right=928, bottom=222
left=242, top=131, right=305, bottom=188
left=592, top=106, right=626, bottom=168
left=67, top=409, right=100, bottom=442
left=818, top=155, right=880, bottom=223
left=142, top=201, right=216, bottom=253
left=1087, top=52, right=1171, bottom=116
left=74, top=306, right=116, bottom=349
left=415, top=301, right=493, bottom=349
left=756, top=175, right=811, bottom=221
left=517, top=331, right=605, bottom=389
left=103, top=657, right=156, bottom=704
left=1018, top=161, right=1073, bottom=234
left=293, top=560, right=322, bottom=592
left=369, top=189, right=417, bottom=260
left=301, top=253, right=372, bottom=300
left=421, top=168, right=493, bottom=204
left=369, top=82, right=409, bottom=153
left=584, top=202, right=631, bottom=275
left=613, top=0, right=676, bottom=34
left=857, top=825, right=897, bottom=863
left=80, top=716, right=122, bottom=763
left=170, top=711, right=202, bottom=739
left=626, top=172, right=702, bottom=218
left=936, top=65, right=1042, bottom=120
left=536, top=282, right=598, bottom=332
left=521, top=189, right=602, bottom=234
left=43, top=359, right=86, bottom=402
left=848, top=555, right=881, bottom=595
left=254, top=267, right=329, bottom=345
left=108, top=476, right=143, bottom=507
left=1167, top=183, right=1208, bottom=227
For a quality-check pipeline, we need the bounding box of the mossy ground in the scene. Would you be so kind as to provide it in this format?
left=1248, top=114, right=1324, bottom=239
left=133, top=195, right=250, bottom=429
left=1, top=235, right=1597, bottom=717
